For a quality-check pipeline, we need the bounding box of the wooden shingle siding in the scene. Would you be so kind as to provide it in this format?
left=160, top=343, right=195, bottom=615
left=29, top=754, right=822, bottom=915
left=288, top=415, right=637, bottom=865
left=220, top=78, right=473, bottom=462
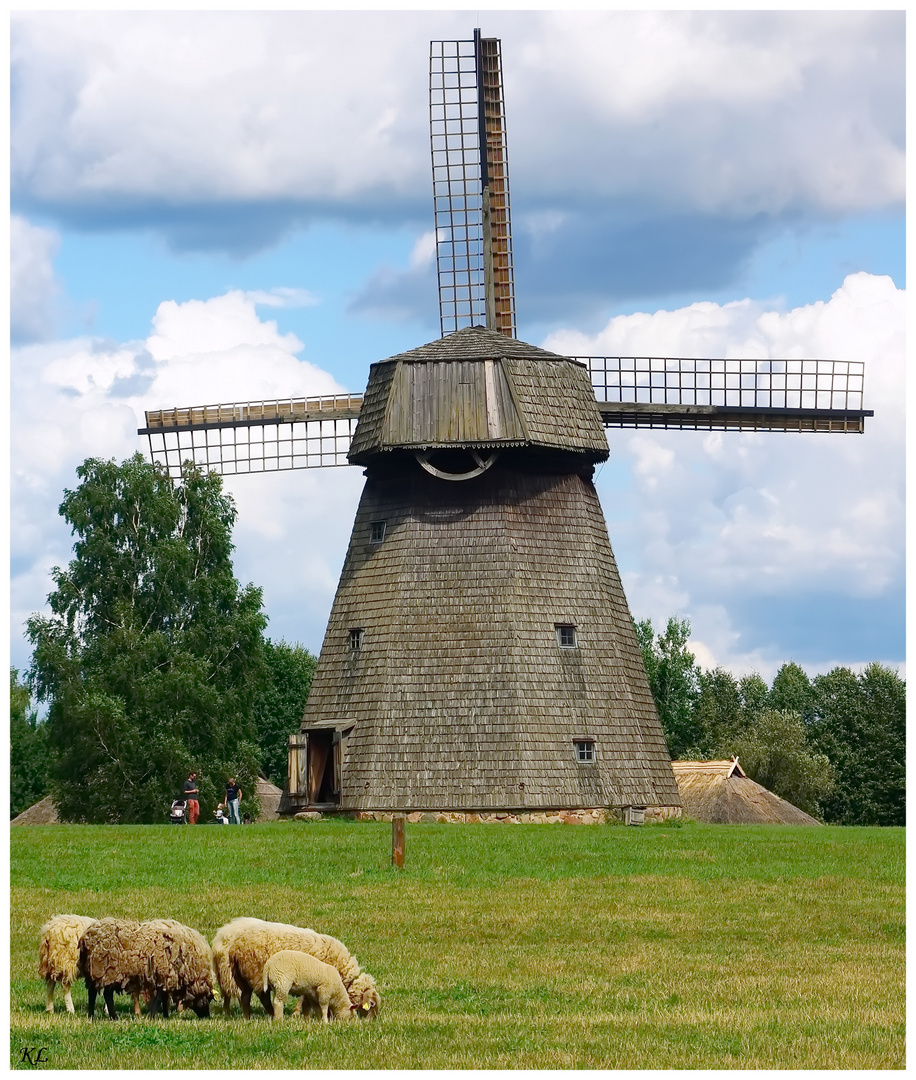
left=300, top=465, right=681, bottom=811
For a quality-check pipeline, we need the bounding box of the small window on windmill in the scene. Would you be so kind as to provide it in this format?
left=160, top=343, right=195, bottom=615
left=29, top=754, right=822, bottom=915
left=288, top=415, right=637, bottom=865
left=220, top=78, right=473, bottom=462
left=574, top=739, right=595, bottom=763
left=556, top=624, right=577, bottom=648
left=349, top=628, right=364, bottom=652
left=369, top=520, right=387, bottom=543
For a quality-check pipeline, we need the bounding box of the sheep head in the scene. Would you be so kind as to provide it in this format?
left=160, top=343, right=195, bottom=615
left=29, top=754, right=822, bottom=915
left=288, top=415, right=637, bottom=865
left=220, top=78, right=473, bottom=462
left=348, top=972, right=380, bottom=1019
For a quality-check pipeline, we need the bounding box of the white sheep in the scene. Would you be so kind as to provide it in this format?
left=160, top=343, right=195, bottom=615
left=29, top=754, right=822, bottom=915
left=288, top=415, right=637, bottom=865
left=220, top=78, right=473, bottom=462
left=263, top=950, right=353, bottom=1022
left=80, top=917, right=214, bottom=1019
left=39, top=915, right=98, bottom=1014
left=212, top=917, right=380, bottom=1020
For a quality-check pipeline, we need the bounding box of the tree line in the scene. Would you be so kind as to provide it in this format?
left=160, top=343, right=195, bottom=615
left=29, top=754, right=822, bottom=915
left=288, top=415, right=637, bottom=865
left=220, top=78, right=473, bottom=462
left=636, top=617, right=905, bottom=825
left=11, top=455, right=316, bottom=822
left=12, top=454, right=904, bottom=827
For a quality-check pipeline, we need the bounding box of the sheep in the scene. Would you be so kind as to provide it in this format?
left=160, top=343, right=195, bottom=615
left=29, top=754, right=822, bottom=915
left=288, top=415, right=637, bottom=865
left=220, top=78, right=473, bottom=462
left=80, top=917, right=214, bottom=1020
left=212, top=917, right=380, bottom=1020
left=39, top=915, right=98, bottom=1014
left=262, top=950, right=352, bottom=1022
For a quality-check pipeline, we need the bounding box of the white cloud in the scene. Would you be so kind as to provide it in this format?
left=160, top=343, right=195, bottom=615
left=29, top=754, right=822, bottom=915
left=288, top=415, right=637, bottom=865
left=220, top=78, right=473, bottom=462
left=10, top=215, right=61, bottom=342
left=10, top=275, right=904, bottom=684
left=11, top=11, right=903, bottom=220
left=10, top=290, right=361, bottom=672
left=244, top=287, right=318, bottom=309
left=550, top=273, right=905, bottom=675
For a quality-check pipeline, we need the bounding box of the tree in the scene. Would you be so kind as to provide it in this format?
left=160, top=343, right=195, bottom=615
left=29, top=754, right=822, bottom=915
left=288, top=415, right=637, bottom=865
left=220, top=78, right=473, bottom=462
left=719, top=708, right=834, bottom=818
left=10, top=668, right=51, bottom=818
left=693, top=667, right=742, bottom=756
left=769, top=661, right=816, bottom=723
left=26, top=454, right=267, bottom=823
left=635, top=616, right=701, bottom=757
left=810, top=664, right=905, bottom=826
left=252, top=639, right=318, bottom=787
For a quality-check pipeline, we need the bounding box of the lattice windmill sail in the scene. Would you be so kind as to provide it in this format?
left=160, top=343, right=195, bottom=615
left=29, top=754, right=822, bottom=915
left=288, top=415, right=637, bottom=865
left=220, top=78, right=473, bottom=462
left=139, top=30, right=873, bottom=822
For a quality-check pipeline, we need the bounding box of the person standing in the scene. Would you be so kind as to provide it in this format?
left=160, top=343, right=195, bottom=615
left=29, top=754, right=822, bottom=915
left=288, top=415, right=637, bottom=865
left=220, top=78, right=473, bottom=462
left=225, top=777, right=242, bottom=825
left=183, top=772, right=200, bottom=825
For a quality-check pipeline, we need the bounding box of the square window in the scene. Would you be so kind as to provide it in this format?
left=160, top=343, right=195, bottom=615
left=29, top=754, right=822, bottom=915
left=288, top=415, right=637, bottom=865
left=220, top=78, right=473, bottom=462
left=349, top=628, right=364, bottom=652
left=369, top=521, right=387, bottom=543
left=556, top=624, right=577, bottom=648
left=575, top=740, right=595, bottom=763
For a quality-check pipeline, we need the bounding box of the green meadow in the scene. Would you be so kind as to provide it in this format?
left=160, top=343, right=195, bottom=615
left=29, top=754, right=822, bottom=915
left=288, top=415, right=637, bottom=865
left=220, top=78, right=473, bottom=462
left=10, top=819, right=905, bottom=1069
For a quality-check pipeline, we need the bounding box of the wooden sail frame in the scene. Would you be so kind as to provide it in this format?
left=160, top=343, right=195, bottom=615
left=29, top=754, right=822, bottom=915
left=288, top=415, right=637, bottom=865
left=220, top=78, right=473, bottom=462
left=139, top=356, right=871, bottom=477
left=430, top=30, right=515, bottom=338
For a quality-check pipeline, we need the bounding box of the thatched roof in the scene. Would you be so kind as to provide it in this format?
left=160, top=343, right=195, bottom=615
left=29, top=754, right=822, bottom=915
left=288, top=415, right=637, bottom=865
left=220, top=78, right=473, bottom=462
left=10, top=795, right=60, bottom=826
left=672, top=759, right=821, bottom=825
left=255, top=777, right=282, bottom=822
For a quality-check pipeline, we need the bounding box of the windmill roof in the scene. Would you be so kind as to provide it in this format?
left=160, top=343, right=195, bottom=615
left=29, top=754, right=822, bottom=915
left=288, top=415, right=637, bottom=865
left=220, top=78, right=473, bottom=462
left=349, top=326, right=608, bottom=462
left=383, top=325, right=571, bottom=364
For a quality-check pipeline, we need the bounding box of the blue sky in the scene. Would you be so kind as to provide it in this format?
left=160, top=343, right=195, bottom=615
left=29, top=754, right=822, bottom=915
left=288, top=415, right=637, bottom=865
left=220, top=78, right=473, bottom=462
left=10, top=9, right=906, bottom=681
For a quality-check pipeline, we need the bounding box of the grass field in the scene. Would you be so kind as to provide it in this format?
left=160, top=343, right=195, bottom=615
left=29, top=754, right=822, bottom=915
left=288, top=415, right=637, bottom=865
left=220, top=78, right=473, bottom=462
left=10, top=819, right=905, bottom=1070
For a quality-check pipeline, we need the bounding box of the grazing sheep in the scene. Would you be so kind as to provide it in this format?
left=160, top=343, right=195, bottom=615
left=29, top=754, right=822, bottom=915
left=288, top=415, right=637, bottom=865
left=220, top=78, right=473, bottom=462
left=39, top=915, right=98, bottom=1014
left=212, top=917, right=380, bottom=1020
left=263, top=951, right=352, bottom=1022
left=80, top=917, right=214, bottom=1020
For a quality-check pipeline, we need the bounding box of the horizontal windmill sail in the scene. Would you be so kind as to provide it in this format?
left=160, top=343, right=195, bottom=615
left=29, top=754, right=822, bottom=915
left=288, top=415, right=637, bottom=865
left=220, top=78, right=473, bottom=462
left=140, top=356, right=871, bottom=477
left=140, top=394, right=362, bottom=476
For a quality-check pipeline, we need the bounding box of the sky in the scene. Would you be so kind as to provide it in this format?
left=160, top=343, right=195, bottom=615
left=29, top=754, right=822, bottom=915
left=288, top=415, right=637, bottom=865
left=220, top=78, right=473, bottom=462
left=9, top=8, right=906, bottom=685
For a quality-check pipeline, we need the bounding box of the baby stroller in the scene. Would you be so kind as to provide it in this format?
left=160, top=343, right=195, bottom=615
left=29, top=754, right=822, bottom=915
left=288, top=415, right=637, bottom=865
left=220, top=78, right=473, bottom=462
left=169, top=799, right=188, bottom=825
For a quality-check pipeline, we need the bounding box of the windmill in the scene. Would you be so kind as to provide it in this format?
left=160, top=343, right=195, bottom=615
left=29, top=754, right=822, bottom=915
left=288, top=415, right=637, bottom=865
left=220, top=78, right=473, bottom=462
left=139, top=30, right=872, bottom=822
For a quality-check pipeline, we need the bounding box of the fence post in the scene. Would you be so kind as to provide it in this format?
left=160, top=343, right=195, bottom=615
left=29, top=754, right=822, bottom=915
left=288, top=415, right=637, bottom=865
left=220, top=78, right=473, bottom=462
left=392, top=813, right=405, bottom=868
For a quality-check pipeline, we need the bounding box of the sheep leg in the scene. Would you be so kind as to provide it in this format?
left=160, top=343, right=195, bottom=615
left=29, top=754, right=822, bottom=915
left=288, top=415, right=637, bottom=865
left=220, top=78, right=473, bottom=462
left=103, top=986, right=118, bottom=1020
left=271, top=988, right=286, bottom=1021
left=319, top=991, right=330, bottom=1023
left=133, top=994, right=142, bottom=1017
left=256, top=987, right=274, bottom=1017
left=63, top=983, right=76, bottom=1014
left=290, top=996, right=303, bottom=1018
left=45, top=979, right=55, bottom=1013
left=148, top=989, right=169, bottom=1018
left=221, top=993, right=233, bottom=1018
left=239, top=986, right=253, bottom=1020
left=86, top=979, right=97, bottom=1020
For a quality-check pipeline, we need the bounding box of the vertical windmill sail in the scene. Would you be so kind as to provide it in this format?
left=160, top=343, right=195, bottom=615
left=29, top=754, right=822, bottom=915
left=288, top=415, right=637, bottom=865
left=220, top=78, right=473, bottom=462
left=430, top=30, right=516, bottom=338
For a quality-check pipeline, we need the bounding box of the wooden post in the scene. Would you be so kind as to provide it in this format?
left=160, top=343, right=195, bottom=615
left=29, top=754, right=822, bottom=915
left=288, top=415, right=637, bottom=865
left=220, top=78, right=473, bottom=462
left=391, top=813, right=405, bottom=868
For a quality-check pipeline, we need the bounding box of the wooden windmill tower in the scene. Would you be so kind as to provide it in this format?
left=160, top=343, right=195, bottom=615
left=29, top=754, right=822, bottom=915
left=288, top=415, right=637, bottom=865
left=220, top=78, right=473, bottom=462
left=140, top=30, right=872, bottom=823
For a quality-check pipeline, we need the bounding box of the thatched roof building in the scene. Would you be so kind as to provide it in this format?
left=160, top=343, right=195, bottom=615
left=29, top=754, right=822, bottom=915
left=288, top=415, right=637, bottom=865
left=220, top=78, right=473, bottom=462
left=672, top=760, right=821, bottom=825
left=10, top=795, right=60, bottom=826
left=255, top=777, right=282, bottom=821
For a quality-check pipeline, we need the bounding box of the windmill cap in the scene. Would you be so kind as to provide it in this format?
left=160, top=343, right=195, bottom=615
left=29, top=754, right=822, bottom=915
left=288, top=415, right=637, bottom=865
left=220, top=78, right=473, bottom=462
left=349, top=326, right=609, bottom=464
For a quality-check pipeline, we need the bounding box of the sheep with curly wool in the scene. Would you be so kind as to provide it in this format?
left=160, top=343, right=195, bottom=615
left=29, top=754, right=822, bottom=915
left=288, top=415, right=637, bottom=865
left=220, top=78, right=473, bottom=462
left=39, top=915, right=98, bottom=1014
left=212, top=917, right=380, bottom=1020
left=263, top=950, right=353, bottom=1022
left=80, top=917, right=214, bottom=1020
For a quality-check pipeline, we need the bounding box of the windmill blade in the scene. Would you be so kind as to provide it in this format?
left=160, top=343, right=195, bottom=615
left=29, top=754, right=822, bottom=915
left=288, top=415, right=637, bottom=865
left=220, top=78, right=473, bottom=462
left=582, top=356, right=873, bottom=433
left=139, top=393, right=362, bottom=478
left=430, top=30, right=516, bottom=338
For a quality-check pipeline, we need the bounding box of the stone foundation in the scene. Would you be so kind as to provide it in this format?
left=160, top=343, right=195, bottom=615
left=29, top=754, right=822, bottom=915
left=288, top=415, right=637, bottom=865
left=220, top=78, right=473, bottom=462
left=293, top=805, right=682, bottom=824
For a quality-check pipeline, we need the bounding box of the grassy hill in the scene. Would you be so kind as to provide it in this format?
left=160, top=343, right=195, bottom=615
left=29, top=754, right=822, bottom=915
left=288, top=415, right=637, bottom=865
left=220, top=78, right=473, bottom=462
left=10, top=819, right=905, bottom=1069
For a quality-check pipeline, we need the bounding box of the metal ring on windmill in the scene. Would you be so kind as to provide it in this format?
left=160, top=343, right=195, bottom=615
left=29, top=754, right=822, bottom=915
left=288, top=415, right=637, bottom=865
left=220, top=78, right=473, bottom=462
left=414, top=448, right=498, bottom=481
